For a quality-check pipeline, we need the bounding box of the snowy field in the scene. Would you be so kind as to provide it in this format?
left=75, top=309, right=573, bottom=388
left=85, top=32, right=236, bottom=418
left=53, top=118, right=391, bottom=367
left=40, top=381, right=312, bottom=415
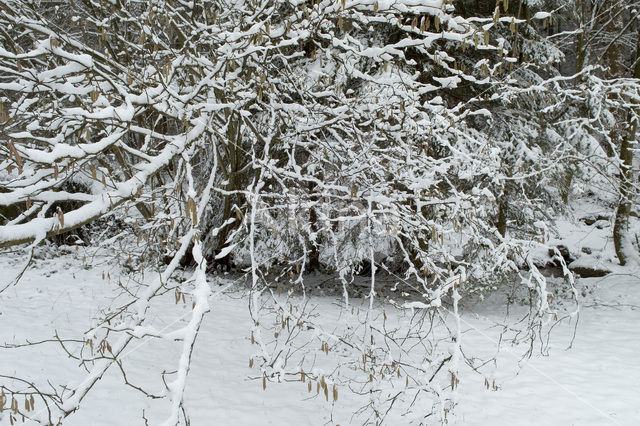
left=0, top=250, right=638, bottom=426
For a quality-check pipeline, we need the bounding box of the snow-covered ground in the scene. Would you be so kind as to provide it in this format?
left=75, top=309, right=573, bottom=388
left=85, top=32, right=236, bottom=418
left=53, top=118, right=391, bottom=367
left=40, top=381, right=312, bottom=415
left=0, top=250, right=638, bottom=425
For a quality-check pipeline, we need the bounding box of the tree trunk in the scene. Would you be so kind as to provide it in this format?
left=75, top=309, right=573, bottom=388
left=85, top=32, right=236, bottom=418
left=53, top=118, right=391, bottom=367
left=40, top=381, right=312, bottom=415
left=497, top=197, right=508, bottom=237
left=606, top=0, right=636, bottom=265
left=613, top=121, right=635, bottom=265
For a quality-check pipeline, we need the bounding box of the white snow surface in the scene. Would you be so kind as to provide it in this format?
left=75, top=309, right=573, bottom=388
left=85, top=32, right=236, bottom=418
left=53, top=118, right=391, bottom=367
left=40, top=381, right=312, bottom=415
left=0, top=250, right=638, bottom=425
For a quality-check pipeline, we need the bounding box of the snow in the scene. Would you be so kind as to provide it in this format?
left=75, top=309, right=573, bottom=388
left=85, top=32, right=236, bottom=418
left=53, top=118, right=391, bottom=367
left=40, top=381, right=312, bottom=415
left=533, top=12, right=552, bottom=20
left=0, top=1, right=638, bottom=423
left=457, top=275, right=640, bottom=425
left=0, top=250, right=638, bottom=425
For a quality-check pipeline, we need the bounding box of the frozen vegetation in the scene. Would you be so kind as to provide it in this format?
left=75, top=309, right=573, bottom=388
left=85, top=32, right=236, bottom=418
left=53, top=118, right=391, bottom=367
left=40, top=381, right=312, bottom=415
left=1, top=0, right=640, bottom=424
